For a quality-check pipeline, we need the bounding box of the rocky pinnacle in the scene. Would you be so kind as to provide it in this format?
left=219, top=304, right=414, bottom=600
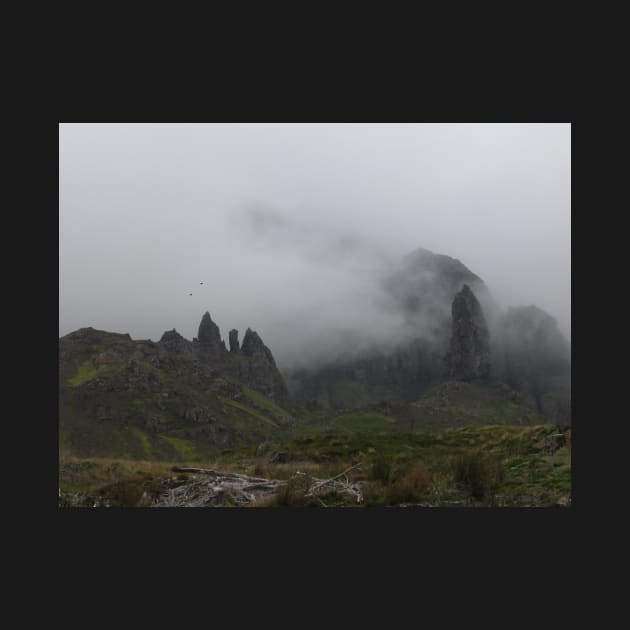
left=196, top=311, right=227, bottom=358
left=446, top=284, right=490, bottom=380
left=198, top=312, right=221, bottom=344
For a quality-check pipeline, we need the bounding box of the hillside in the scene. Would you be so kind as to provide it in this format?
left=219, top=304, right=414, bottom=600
left=287, top=248, right=570, bottom=424
left=59, top=325, right=547, bottom=462
left=59, top=319, right=296, bottom=460
left=284, top=379, right=544, bottom=437
left=59, top=268, right=569, bottom=462
left=287, top=247, right=496, bottom=408
left=58, top=328, right=571, bottom=508
left=58, top=248, right=570, bottom=508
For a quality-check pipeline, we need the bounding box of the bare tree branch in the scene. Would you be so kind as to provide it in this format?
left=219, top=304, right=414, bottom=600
left=154, top=463, right=365, bottom=507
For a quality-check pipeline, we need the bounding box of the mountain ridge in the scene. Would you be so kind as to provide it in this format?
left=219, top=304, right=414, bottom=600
left=59, top=246, right=571, bottom=462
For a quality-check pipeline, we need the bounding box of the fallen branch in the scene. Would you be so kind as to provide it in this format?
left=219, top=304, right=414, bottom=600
left=156, top=463, right=365, bottom=507
left=306, top=463, right=363, bottom=494
left=172, top=467, right=269, bottom=483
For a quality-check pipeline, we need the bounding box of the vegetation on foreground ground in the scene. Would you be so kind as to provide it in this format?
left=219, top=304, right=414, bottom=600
left=59, top=424, right=570, bottom=508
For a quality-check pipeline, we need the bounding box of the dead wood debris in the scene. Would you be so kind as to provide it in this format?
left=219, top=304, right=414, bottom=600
left=155, top=464, right=364, bottom=507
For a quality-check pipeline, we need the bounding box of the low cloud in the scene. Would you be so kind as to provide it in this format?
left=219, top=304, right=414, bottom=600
left=59, top=123, right=570, bottom=370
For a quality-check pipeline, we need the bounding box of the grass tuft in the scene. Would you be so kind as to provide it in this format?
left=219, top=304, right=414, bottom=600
left=451, top=451, right=504, bottom=501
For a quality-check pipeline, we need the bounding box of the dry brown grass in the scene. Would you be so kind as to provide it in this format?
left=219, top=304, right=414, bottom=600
left=450, top=451, right=504, bottom=501
left=364, top=461, right=434, bottom=506
left=252, top=494, right=278, bottom=507
left=260, top=460, right=355, bottom=481
left=267, top=476, right=322, bottom=507
left=253, top=458, right=269, bottom=478
left=60, top=456, right=177, bottom=478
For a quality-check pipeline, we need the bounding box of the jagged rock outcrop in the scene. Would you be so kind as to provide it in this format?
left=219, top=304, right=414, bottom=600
left=240, top=328, right=288, bottom=402
left=197, top=312, right=222, bottom=344
left=446, top=284, right=490, bottom=381
left=195, top=312, right=227, bottom=358
left=229, top=329, right=240, bottom=353
left=59, top=317, right=291, bottom=458
left=159, top=329, right=194, bottom=355
left=287, top=246, right=496, bottom=409
left=241, top=328, right=268, bottom=357
left=128, top=314, right=289, bottom=403
left=384, top=247, right=495, bottom=336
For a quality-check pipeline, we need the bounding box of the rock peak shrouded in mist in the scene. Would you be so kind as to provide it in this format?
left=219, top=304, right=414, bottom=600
left=493, top=304, right=571, bottom=422
left=240, top=327, right=287, bottom=401
left=285, top=245, right=497, bottom=405
left=242, top=328, right=263, bottom=355
left=446, top=284, right=491, bottom=381
left=383, top=247, right=494, bottom=334
left=241, top=328, right=277, bottom=367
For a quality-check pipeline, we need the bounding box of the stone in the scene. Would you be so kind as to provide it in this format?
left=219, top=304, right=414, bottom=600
left=94, top=349, right=120, bottom=365
left=198, top=312, right=222, bottom=345
left=445, top=284, right=490, bottom=380
left=239, top=328, right=288, bottom=402
left=195, top=312, right=227, bottom=358
left=241, top=328, right=267, bottom=358
left=159, top=329, right=193, bottom=355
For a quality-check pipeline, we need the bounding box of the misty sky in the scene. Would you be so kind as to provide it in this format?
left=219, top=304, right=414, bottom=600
left=59, top=123, right=570, bottom=368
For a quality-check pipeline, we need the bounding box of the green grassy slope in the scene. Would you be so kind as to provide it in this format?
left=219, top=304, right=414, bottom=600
left=407, top=380, right=544, bottom=428
left=58, top=329, right=560, bottom=491
left=285, top=380, right=543, bottom=437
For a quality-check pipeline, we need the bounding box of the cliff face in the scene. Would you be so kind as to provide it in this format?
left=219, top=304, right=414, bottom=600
left=157, top=313, right=287, bottom=403
left=445, top=284, right=491, bottom=381
left=239, top=328, right=288, bottom=403
left=195, top=312, right=228, bottom=359
left=284, top=246, right=569, bottom=423
left=383, top=247, right=495, bottom=334
left=172, top=313, right=287, bottom=403
left=287, top=247, right=494, bottom=408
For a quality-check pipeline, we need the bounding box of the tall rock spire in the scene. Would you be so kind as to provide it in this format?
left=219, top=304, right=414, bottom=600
left=239, top=328, right=287, bottom=402
left=198, top=312, right=221, bottom=344
left=446, top=284, right=490, bottom=380
left=196, top=312, right=226, bottom=358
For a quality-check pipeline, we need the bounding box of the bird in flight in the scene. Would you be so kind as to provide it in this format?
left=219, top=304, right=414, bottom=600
left=200, top=282, right=204, bottom=285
